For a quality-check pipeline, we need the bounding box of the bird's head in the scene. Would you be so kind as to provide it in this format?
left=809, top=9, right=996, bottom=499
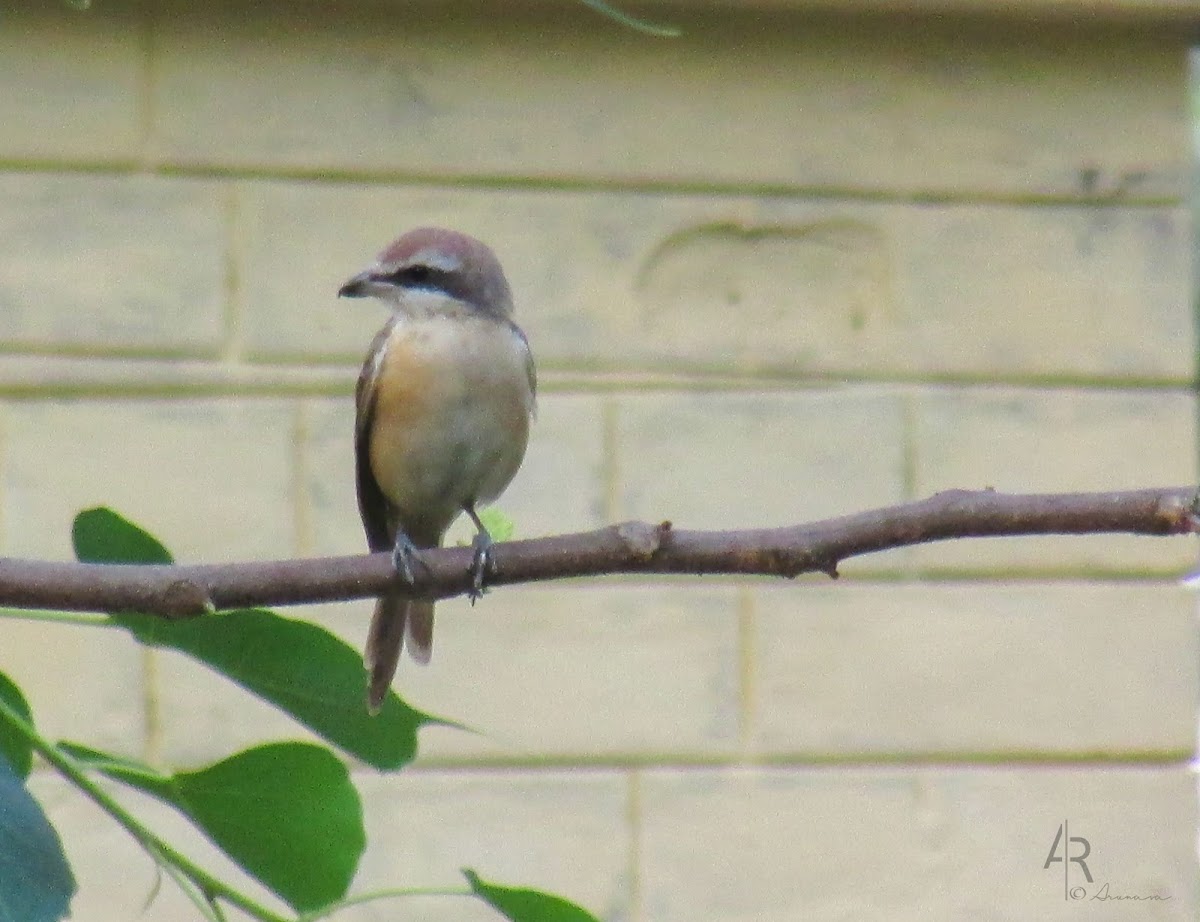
left=338, top=227, right=514, bottom=317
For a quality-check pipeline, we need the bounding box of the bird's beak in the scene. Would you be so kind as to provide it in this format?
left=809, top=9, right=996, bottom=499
left=338, top=270, right=374, bottom=298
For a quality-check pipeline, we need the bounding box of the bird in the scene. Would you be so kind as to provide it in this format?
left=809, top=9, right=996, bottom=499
left=339, top=227, right=536, bottom=713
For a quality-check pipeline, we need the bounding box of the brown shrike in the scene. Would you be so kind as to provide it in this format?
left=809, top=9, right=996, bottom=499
left=339, top=228, right=536, bottom=713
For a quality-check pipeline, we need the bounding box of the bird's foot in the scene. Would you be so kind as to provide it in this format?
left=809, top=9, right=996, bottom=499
left=468, top=529, right=494, bottom=604
left=391, top=531, right=426, bottom=587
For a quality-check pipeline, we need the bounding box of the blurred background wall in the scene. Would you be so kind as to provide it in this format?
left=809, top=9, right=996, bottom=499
left=1, top=0, right=1197, bottom=918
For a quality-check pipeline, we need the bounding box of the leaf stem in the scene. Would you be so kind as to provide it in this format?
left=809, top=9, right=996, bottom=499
left=298, top=886, right=473, bottom=920
left=576, top=0, right=681, bottom=36
left=0, top=695, right=291, bottom=922
left=0, top=606, right=112, bottom=627
left=148, top=850, right=223, bottom=922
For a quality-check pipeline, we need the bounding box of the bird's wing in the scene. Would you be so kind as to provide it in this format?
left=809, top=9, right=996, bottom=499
left=355, top=317, right=399, bottom=552
left=508, top=319, right=538, bottom=412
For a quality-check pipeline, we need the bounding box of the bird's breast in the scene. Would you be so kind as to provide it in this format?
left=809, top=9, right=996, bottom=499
left=367, top=312, right=532, bottom=528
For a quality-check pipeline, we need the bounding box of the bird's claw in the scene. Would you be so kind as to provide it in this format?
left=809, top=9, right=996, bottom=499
left=391, top=532, right=423, bottom=586
left=468, top=530, right=494, bottom=604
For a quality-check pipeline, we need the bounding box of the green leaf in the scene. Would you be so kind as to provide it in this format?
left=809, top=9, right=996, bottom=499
left=72, top=507, right=445, bottom=769
left=478, top=507, right=516, bottom=543
left=464, top=869, right=602, bottom=922
left=0, top=757, right=75, bottom=922
left=71, top=507, right=173, bottom=565
left=82, top=742, right=363, bottom=913
left=56, top=742, right=165, bottom=785
left=0, top=672, right=33, bottom=779
left=111, top=609, right=441, bottom=769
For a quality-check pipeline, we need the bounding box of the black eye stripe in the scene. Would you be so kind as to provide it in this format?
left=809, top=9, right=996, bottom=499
left=386, top=264, right=441, bottom=286
left=380, top=263, right=488, bottom=310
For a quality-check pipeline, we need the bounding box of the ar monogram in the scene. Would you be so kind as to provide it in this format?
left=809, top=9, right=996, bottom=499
left=1044, top=820, right=1092, bottom=899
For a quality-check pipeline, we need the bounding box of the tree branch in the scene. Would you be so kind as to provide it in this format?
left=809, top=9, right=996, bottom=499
left=1, top=487, right=1196, bottom=618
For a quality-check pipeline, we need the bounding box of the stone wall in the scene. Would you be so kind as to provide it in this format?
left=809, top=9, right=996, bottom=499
left=1, top=1, right=1196, bottom=919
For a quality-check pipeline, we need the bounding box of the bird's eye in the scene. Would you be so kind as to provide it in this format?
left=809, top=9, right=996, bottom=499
left=383, top=264, right=434, bottom=287
left=405, top=265, right=431, bottom=284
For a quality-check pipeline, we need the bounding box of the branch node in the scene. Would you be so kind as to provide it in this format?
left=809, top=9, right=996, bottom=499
left=161, top=579, right=214, bottom=620
left=615, top=521, right=663, bottom=560
left=1181, top=489, right=1200, bottom=532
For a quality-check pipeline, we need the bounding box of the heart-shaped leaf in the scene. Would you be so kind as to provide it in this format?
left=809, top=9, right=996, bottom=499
left=72, top=507, right=447, bottom=769
left=464, top=869, right=602, bottom=922
left=0, top=672, right=33, bottom=779
left=111, top=608, right=442, bottom=769
left=71, top=507, right=172, bottom=565
left=0, top=757, right=75, bottom=922
left=72, top=742, right=363, bottom=913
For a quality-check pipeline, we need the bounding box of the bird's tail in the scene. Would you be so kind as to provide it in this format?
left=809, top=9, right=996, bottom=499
left=365, top=594, right=434, bottom=714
